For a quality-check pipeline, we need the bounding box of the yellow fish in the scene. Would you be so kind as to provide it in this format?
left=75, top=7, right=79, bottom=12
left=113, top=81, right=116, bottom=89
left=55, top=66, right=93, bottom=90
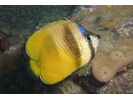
left=26, top=19, right=100, bottom=85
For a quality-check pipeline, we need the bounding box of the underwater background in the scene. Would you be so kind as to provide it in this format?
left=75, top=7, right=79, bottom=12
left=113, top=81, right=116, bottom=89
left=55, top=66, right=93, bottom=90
left=1, top=5, right=133, bottom=94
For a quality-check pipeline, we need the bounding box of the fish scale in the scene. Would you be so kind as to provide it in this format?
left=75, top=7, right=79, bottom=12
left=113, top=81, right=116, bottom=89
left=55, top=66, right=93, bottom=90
left=39, top=24, right=78, bottom=73
left=39, top=22, right=81, bottom=78
left=26, top=19, right=100, bottom=84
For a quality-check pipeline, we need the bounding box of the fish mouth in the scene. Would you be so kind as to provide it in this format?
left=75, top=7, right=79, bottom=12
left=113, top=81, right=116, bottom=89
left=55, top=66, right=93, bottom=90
left=96, top=35, right=101, bottom=39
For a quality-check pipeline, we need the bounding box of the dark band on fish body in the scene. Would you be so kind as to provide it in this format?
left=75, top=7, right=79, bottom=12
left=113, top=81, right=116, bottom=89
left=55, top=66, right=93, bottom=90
left=63, top=23, right=81, bottom=68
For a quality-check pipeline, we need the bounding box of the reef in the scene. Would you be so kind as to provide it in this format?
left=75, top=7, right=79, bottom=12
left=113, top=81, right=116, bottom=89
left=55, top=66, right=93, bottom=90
left=0, top=32, right=10, bottom=52
left=0, top=5, right=76, bottom=35
left=97, top=66, right=133, bottom=93
left=1, top=5, right=133, bottom=94
left=71, top=5, right=133, bottom=83
left=46, top=5, right=133, bottom=94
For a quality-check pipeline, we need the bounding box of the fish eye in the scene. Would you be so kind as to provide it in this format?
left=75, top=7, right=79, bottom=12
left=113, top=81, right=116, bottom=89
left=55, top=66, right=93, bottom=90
left=86, top=35, right=93, bottom=42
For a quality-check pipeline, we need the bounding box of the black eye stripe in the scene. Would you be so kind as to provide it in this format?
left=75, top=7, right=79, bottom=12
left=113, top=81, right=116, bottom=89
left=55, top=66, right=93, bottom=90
left=88, top=42, right=95, bottom=61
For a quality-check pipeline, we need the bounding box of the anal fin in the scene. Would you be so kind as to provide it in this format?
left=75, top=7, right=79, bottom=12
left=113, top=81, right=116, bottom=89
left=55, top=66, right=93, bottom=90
left=30, top=59, right=39, bottom=77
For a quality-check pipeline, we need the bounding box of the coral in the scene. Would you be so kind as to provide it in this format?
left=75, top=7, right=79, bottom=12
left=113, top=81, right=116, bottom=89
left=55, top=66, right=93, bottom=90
left=8, top=36, right=22, bottom=46
left=76, top=5, right=99, bottom=12
left=74, top=63, right=92, bottom=77
left=0, top=31, right=10, bottom=52
left=0, top=41, right=24, bottom=75
left=96, top=65, right=133, bottom=93
left=50, top=79, right=87, bottom=94
left=0, top=30, right=23, bottom=53
left=71, top=5, right=133, bottom=82
left=0, top=37, right=10, bottom=50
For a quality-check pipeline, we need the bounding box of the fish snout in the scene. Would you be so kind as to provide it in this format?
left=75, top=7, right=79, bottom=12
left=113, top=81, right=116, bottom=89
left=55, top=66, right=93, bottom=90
left=96, top=35, right=101, bottom=39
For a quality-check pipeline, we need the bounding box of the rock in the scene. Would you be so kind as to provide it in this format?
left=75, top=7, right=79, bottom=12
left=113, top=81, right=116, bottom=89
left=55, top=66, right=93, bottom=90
left=71, top=5, right=133, bottom=82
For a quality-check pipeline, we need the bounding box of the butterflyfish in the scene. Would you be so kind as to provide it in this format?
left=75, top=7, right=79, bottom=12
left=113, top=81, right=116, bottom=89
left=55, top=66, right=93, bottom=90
left=26, top=19, right=100, bottom=85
